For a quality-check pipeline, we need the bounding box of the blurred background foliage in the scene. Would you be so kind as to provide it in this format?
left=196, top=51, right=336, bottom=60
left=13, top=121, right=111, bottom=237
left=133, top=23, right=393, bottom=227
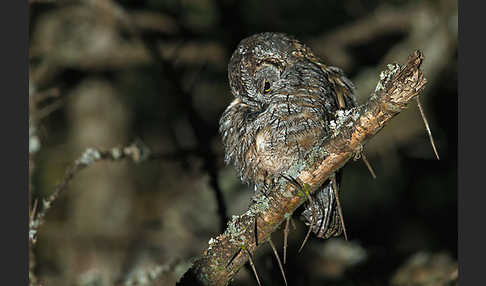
left=28, top=0, right=457, bottom=285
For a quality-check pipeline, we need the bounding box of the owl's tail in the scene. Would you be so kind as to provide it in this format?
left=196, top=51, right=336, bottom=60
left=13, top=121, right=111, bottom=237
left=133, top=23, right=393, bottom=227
left=300, top=171, right=344, bottom=239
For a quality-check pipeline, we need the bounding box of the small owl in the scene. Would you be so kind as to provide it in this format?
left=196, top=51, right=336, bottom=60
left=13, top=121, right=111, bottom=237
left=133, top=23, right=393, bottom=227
left=219, top=32, right=356, bottom=238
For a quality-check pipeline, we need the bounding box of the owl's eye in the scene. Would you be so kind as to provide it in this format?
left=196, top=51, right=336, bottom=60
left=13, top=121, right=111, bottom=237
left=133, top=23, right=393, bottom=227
left=263, top=81, right=271, bottom=94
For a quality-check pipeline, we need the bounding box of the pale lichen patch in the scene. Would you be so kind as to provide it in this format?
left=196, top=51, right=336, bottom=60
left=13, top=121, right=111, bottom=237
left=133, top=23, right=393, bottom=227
left=77, top=148, right=101, bottom=166
left=329, top=109, right=355, bottom=137
left=375, top=63, right=400, bottom=93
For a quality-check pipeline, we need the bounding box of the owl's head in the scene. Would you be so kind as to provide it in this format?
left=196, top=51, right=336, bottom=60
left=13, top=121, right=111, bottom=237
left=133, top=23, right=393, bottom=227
left=228, top=32, right=312, bottom=108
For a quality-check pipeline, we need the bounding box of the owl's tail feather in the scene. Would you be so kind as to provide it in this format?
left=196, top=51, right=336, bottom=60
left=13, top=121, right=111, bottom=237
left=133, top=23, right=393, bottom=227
left=300, top=172, right=346, bottom=240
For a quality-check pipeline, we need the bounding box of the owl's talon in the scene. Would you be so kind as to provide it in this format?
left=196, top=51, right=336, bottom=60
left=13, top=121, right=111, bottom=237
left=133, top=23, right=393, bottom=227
left=281, top=175, right=304, bottom=195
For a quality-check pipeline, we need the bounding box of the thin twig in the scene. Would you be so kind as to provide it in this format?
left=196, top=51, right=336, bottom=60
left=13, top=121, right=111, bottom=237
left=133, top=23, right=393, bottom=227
left=298, top=189, right=316, bottom=253
left=283, top=217, right=290, bottom=265
left=290, top=217, right=296, bottom=230
left=32, top=87, right=61, bottom=104
left=34, top=98, right=65, bottom=120
left=246, top=249, right=262, bottom=286
left=268, top=238, right=288, bottom=286
left=29, top=141, right=153, bottom=244
left=361, top=152, right=377, bottom=179
left=416, top=95, right=440, bottom=160
left=254, top=216, right=259, bottom=246
left=30, top=199, right=38, bottom=223
left=226, top=249, right=242, bottom=269
left=332, top=175, right=348, bottom=241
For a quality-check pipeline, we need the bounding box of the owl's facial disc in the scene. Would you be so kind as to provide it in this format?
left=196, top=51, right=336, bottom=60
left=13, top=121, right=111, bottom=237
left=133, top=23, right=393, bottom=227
left=228, top=33, right=298, bottom=109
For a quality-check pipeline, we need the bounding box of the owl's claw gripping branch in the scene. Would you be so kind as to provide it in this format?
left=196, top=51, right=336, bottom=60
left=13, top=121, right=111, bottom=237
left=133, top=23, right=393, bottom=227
left=177, top=51, right=426, bottom=286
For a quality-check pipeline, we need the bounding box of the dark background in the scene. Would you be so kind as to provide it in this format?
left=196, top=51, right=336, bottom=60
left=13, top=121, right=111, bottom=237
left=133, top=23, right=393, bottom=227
left=28, top=0, right=457, bottom=285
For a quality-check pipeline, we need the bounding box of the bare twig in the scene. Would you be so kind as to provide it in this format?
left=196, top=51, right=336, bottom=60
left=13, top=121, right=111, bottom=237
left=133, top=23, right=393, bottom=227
left=34, top=98, right=65, bottom=120
left=29, top=141, right=152, bottom=244
left=177, top=51, right=427, bottom=286
left=298, top=188, right=316, bottom=253
left=416, top=96, right=440, bottom=160
left=361, top=152, right=377, bottom=179
left=268, top=238, right=288, bottom=286
left=290, top=217, right=296, bottom=230
left=332, top=175, right=348, bottom=241
left=246, top=249, right=262, bottom=286
left=283, top=216, right=290, bottom=265
left=254, top=216, right=259, bottom=246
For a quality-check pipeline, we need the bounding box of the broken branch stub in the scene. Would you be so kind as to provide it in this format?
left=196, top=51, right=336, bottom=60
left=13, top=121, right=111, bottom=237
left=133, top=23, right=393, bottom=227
left=177, top=50, right=427, bottom=286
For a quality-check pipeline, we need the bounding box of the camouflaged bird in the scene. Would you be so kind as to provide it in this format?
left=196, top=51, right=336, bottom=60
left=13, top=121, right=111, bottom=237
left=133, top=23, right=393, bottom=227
left=219, top=32, right=357, bottom=239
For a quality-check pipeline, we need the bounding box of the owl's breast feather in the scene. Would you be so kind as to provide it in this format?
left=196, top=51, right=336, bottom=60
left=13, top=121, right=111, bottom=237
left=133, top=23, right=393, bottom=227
left=251, top=107, right=326, bottom=179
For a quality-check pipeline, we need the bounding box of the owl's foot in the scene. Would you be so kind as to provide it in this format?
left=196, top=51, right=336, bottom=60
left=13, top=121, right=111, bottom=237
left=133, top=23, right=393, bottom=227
left=281, top=175, right=317, bottom=253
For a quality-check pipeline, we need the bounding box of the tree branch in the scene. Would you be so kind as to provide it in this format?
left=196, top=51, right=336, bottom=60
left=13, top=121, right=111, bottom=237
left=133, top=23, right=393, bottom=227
left=177, top=50, right=427, bottom=286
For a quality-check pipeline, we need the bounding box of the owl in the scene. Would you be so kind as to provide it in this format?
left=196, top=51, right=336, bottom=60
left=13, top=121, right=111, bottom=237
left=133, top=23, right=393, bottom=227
left=219, top=32, right=357, bottom=239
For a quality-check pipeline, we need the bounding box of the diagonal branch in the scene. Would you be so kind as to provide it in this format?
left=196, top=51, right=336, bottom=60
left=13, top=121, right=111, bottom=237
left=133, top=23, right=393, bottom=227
left=177, top=51, right=427, bottom=286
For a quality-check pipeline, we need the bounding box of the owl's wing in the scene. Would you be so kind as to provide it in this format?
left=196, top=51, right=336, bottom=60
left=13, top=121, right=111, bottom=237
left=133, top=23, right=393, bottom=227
left=297, top=45, right=357, bottom=110
left=322, top=65, right=357, bottom=110
left=219, top=98, right=260, bottom=184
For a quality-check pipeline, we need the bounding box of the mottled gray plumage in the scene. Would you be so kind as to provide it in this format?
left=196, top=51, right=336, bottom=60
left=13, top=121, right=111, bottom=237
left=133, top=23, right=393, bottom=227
left=219, top=32, right=356, bottom=238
